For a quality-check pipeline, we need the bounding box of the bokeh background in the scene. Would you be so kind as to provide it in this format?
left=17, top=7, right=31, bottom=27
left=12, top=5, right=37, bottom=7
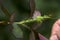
left=0, top=0, right=60, bottom=40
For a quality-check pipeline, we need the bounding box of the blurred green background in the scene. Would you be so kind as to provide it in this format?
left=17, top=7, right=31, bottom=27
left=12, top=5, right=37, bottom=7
left=0, top=0, right=60, bottom=40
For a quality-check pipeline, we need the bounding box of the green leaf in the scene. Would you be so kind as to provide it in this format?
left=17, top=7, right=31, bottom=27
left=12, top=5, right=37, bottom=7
left=12, top=22, right=23, bottom=38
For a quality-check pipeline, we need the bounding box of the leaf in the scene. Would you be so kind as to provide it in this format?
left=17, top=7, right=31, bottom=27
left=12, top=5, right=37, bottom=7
left=9, top=11, right=16, bottom=23
left=0, top=1, right=10, bottom=18
left=29, top=31, right=35, bottom=40
left=12, top=22, right=23, bottom=38
left=29, top=0, right=35, bottom=17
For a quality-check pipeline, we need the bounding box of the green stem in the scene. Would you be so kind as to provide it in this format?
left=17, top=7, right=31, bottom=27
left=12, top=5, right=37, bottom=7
left=16, top=15, right=50, bottom=24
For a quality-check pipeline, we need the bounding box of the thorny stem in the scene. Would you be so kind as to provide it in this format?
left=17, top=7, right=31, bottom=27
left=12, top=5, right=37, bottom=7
left=0, top=15, right=50, bottom=24
left=16, top=15, right=50, bottom=24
